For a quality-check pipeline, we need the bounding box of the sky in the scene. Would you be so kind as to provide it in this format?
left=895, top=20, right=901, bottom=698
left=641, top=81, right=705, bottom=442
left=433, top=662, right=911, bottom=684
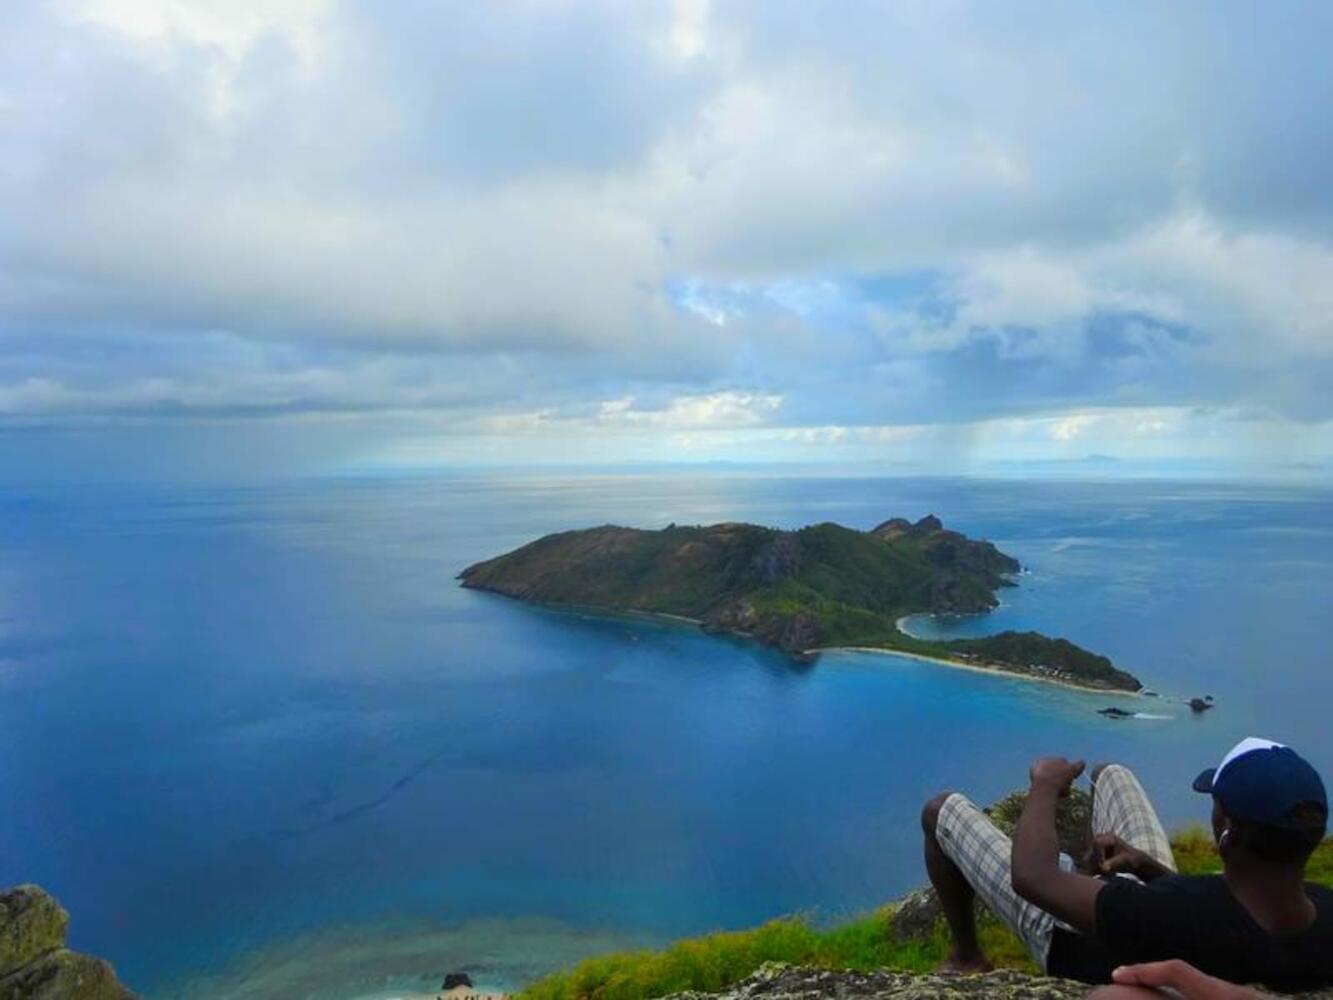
left=2, top=0, right=1331, bottom=481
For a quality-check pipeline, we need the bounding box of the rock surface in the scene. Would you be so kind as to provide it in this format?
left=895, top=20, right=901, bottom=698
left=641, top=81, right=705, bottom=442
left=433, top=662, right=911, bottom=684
left=0, top=948, right=133, bottom=1000
left=663, top=962, right=1333, bottom=1000
left=0, top=885, right=135, bottom=1000
left=986, top=788, right=1094, bottom=863
left=0, top=887, right=68, bottom=977
left=663, top=963, right=1089, bottom=1000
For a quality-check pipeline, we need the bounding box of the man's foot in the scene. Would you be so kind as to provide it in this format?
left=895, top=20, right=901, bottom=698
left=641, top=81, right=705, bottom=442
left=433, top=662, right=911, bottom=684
left=937, top=953, right=994, bottom=974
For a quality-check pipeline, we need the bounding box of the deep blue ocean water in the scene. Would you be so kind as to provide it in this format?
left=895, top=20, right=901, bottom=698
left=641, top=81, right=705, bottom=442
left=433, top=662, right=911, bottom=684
left=2, top=473, right=1330, bottom=998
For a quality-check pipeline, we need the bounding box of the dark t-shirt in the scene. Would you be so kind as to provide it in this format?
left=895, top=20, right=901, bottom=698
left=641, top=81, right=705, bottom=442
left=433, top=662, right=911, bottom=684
left=1046, top=875, right=1333, bottom=991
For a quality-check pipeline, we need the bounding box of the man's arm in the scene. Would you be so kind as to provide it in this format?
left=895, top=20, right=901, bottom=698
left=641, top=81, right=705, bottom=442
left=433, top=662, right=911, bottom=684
left=1010, top=756, right=1106, bottom=934
left=1090, top=960, right=1274, bottom=1000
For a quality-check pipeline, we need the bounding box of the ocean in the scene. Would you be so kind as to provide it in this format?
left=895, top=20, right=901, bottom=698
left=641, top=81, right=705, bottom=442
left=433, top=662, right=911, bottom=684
left=2, top=473, right=1330, bottom=997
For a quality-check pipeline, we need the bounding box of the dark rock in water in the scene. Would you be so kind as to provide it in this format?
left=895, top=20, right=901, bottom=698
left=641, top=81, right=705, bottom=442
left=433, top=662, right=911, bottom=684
left=0, top=884, right=135, bottom=999
left=442, top=972, right=474, bottom=990
left=1098, top=706, right=1134, bottom=719
left=1189, top=697, right=1215, bottom=713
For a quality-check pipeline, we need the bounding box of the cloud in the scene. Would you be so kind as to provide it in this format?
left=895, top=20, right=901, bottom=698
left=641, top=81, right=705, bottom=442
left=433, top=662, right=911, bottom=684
left=471, top=391, right=782, bottom=436
left=1, top=0, right=1331, bottom=476
left=1050, top=414, right=1093, bottom=443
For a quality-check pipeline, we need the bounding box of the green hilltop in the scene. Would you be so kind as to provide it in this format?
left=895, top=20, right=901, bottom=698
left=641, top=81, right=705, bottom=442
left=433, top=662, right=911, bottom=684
left=459, top=514, right=1141, bottom=693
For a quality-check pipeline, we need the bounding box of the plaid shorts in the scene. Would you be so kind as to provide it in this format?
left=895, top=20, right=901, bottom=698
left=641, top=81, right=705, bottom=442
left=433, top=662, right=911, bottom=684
left=934, top=764, right=1176, bottom=969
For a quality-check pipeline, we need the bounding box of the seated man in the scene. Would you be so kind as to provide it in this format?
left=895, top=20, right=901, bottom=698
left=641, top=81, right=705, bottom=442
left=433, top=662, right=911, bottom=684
left=920, top=737, right=1331, bottom=991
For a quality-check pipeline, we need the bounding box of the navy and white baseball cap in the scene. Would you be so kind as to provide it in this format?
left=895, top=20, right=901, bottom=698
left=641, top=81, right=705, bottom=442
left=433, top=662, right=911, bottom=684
left=1193, top=737, right=1327, bottom=830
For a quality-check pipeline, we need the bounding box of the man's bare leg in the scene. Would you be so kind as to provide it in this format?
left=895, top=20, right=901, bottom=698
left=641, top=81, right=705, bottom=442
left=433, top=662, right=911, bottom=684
left=921, top=792, right=994, bottom=972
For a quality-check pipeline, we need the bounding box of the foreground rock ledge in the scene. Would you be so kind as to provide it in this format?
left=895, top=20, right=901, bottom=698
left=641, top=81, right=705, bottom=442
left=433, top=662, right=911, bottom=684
left=664, top=964, right=1333, bottom=1000
left=664, top=964, right=1088, bottom=1000
left=0, top=885, right=135, bottom=1000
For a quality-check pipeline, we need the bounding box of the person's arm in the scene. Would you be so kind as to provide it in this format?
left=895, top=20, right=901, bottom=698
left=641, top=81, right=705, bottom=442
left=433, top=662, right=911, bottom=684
left=1010, top=756, right=1106, bottom=934
left=1091, top=833, right=1173, bottom=882
left=1093, top=960, right=1274, bottom=999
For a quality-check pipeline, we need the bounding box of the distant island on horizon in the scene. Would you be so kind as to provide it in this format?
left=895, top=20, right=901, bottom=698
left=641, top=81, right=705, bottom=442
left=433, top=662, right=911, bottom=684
left=458, top=514, right=1142, bottom=693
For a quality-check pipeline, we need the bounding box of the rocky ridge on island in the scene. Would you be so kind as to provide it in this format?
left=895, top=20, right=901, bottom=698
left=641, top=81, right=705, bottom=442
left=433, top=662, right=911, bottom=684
left=459, top=514, right=1142, bottom=692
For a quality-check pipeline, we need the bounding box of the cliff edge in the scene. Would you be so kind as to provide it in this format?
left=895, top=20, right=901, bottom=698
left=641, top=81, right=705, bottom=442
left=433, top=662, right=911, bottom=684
left=0, top=885, right=135, bottom=1000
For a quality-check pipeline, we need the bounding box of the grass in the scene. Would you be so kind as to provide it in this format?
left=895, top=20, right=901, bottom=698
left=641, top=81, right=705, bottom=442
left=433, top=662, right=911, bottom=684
left=517, top=835, right=1333, bottom=1000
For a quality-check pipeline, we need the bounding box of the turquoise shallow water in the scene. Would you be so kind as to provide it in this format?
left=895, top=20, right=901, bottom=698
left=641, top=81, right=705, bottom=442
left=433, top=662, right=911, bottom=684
left=1, top=473, right=1330, bottom=997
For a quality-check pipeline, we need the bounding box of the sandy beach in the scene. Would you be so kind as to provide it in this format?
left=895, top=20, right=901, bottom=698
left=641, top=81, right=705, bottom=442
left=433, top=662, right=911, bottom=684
left=816, top=640, right=1143, bottom=697
left=571, top=606, right=1138, bottom=696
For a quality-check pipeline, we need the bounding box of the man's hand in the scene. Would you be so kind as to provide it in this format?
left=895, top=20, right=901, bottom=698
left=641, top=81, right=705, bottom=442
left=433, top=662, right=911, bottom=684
left=1029, top=756, right=1085, bottom=796
left=1011, top=754, right=1104, bottom=934
left=1104, top=959, right=1273, bottom=999
left=1089, top=833, right=1171, bottom=882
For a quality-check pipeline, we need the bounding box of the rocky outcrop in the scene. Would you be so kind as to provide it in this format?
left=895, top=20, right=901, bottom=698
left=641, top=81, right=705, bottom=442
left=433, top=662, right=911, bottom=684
left=749, top=533, right=803, bottom=585
left=750, top=611, right=822, bottom=661
left=986, top=789, right=1094, bottom=862
left=664, top=963, right=1333, bottom=1000
left=0, top=887, right=67, bottom=977
left=0, top=886, right=134, bottom=1000
left=870, top=515, right=1021, bottom=597
left=663, top=963, right=1088, bottom=1000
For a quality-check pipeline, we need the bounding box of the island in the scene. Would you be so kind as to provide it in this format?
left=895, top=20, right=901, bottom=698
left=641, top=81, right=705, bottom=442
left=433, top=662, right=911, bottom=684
left=458, top=514, right=1142, bottom=693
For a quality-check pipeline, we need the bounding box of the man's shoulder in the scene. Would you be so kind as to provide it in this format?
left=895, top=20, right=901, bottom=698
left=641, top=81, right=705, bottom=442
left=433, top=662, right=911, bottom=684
left=1096, top=872, right=1226, bottom=911
left=1096, top=873, right=1222, bottom=911
left=1155, top=873, right=1225, bottom=890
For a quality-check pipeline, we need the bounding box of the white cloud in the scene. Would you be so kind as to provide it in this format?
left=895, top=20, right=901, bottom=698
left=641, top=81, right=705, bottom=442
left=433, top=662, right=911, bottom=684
left=2, top=0, right=1333, bottom=476
left=605, top=391, right=783, bottom=429
left=667, top=0, right=711, bottom=59
left=56, top=0, right=331, bottom=63
left=1104, top=211, right=1333, bottom=361
left=369, top=405, right=1333, bottom=474
left=1050, top=414, right=1093, bottom=442
left=474, top=391, right=784, bottom=436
